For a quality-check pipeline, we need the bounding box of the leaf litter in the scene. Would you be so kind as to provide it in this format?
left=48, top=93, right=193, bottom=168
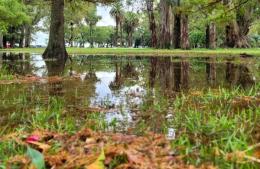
left=2, top=128, right=217, bottom=169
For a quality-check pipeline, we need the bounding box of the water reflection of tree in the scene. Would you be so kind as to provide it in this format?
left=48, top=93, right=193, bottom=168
left=45, top=59, right=66, bottom=97
left=1, top=53, right=32, bottom=75
left=149, top=57, right=190, bottom=95
left=206, top=57, right=216, bottom=86
left=109, top=61, right=123, bottom=90
left=226, top=60, right=255, bottom=88
left=109, top=59, right=139, bottom=91
left=135, top=57, right=190, bottom=133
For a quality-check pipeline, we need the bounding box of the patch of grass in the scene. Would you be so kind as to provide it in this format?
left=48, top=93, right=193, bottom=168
left=0, top=82, right=259, bottom=168
left=1, top=47, right=260, bottom=56
left=0, top=66, right=14, bottom=80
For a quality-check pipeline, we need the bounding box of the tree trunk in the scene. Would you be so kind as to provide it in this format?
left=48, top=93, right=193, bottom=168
left=0, top=33, right=3, bottom=48
left=19, top=26, right=25, bottom=48
left=24, top=24, right=31, bottom=48
left=128, top=32, right=133, bottom=47
left=226, top=21, right=250, bottom=48
left=224, top=0, right=251, bottom=48
left=69, top=22, right=74, bottom=47
left=180, top=14, right=190, bottom=50
left=120, top=21, right=123, bottom=47
left=159, top=0, right=171, bottom=49
left=43, top=0, right=68, bottom=60
left=206, top=22, right=216, bottom=49
left=173, top=14, right=181, bottom=49
left=115, top=19, right=119, bottom=47
left=146, top=0, right=157, bottom=48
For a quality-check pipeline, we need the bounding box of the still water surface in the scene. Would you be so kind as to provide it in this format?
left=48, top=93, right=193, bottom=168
left=0, top=53, right=259, bottom=133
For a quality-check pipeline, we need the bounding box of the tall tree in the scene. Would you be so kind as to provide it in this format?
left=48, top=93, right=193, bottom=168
left=85, top=6, right=101, bottom=48
left=159, top=0, right=171, bottom=49
left=43, top=0, right=67, bottom=60
left=110, top=2, right=124, bottom=47
left=145, top=0, right=158, bottom=48
left=224, top=0, right=259, bottom=48
left=43, top=0, right=115, bottom=60
left=0, top=0, right=28, bottom=48
left=123, top=12, right=139, bottom=47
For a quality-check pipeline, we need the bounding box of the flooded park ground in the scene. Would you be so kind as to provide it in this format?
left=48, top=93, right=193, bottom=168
left=0, top=52, right=259, bottom=168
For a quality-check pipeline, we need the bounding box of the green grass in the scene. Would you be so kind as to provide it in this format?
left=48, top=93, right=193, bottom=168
left=0, top=84, right=259, bottom=168
left=0, top=66, right=14, bottom=80
left=1, top=47, right=260, bottom=56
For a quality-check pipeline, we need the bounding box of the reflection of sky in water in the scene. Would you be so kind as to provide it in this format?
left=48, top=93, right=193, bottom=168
left=30, top=55, right=47, bottom=77
left=90, top=72, right=145, bottom=124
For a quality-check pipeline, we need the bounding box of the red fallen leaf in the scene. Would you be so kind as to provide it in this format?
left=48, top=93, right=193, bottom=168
left=26, top=135, right=40, bottom=143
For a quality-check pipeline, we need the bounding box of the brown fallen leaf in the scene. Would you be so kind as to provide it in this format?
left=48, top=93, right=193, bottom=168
left=27, top=141, right=51, bottom=152
left=86, top=149, right=105, bottom=169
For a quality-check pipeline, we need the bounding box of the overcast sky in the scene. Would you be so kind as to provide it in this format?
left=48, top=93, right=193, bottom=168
left=32, top=6, right=115, bottom=46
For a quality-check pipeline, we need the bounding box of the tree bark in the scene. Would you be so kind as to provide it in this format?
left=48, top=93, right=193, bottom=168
left=173, top=14, right=181, bottom=49
left=128, top=32, right=133, bottom=47
left=69, top=22, right=74, bottom=47
left=0, top=33, right=3, bottom=48
left=159, top=0, right=171, bottom=49
left=43, top=0, right=68, bottom=61
left=224, top=0, right=251, bottom=48
left=24, top=24, right=31, bottom=48
left=114, top=19, right=119, bottom=47
left=146, top=0, right=158, bottom=48
left=180, top=14, right=190, bottom=50
left=19, top=26, right=25, bottom=48
left=206, top=22, right=216, bottom=49
left=120, top=21, right=123, bottom=47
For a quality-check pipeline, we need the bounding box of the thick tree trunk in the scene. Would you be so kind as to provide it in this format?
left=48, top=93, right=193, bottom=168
left=173, top=14, right=181, bottom=49
left=180, top=14, right=190, bottom=50
left=120, top=21, right=123, bottom=47
left=226, top=21, right=250, bottom=48
left=19, top=26, right=25, bottom=48
left=159, top=0, right=171, bottom=49
left=224, top=0, right=251, bottom=48
left=206, top=22, right=216, bottom=49
left=43, top=0, right=68, bottom=60
left=24, top=24, right=31, bottom=48
left=146, top=0, right=158, bottom=48
left=0, top=33, right=3, bottom=48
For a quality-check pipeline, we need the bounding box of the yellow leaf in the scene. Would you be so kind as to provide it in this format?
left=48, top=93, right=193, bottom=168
left=87, top=149, right=105, bottom=169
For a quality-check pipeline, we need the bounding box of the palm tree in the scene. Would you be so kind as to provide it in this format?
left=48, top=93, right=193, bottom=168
left=85, top=5, right=101, bottom=48
left=110, top=2, right=124, bottom=47
left=123, top=12, right=139, bottom=47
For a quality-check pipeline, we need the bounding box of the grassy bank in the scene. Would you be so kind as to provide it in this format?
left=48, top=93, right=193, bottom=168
left=1, top=47, right=260, bottom=56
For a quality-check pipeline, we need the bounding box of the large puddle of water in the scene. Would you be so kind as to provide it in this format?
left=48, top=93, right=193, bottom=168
left=0, top=53, right=259, bottom=134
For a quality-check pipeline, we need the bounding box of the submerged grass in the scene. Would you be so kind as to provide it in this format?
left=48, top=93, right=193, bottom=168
left=0, top=84, right=259, bottom=168
left=1, top=47, right=260, bottom=56
left=0, top=66, right=14, bottom=80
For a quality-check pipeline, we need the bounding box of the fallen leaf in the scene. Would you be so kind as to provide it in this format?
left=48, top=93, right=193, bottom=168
left=27, top=147, right=46, bottom=169
left=27, top=141, right=51, bottom=152
left=87, top=149, right=105, bottom=169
